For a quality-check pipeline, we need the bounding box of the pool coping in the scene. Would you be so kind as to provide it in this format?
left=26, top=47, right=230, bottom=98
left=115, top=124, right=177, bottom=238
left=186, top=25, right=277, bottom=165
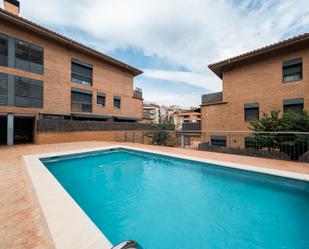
left=23, top=144, right=309, bottom=249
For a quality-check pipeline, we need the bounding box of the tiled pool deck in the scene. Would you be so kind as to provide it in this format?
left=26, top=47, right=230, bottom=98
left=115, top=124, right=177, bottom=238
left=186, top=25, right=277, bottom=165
left=1, top=141, right=309, bottom=249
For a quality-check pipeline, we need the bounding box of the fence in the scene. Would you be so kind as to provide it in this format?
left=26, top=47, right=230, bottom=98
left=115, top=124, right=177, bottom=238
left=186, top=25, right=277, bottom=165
left=123, top=130, right=309, bottom=163
left=38, top=119, right=154, bottom=132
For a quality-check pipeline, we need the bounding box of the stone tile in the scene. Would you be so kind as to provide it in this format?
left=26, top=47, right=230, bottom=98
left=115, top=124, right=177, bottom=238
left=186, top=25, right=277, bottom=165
left=0, top=141, right=308, bottom=248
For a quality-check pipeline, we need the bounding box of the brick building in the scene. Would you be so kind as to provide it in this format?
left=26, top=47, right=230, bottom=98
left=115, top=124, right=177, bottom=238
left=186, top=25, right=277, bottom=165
left=0, top=0, right=143, bottom=145
left=201, top=33, right=309, bottom=138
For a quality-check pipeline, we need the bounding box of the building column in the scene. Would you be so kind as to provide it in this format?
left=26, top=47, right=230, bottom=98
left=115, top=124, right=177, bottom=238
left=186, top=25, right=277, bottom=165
left=181, top=133, right=185, bottom=148
left=7, top=113, right=14, bottom=146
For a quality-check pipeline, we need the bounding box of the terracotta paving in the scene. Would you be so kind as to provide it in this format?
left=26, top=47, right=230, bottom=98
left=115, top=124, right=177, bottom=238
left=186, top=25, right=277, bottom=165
left=0, top=141, right=308, bottom=249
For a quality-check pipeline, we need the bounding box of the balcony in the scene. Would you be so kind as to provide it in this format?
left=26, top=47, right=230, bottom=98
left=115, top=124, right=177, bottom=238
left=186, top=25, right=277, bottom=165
left=182, top=122, right=201, bottom=131
left=201, top=92, right=223, bottom=105
left=133, top=88, right=143, bottom=100
left=71, top=101, right=92, bottom=113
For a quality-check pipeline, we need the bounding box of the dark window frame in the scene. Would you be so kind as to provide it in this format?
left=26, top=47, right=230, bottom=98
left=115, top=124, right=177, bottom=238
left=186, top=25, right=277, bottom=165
left=282, top=58, right=302, bottom=83
left=97, top=93, right=106, bottom=107
left=113, top=96, right=121, bottom=109
left=283, top=98, right=304, bottom=113
left=15, top=39, right=44, bottom=74
left=71, top=89, right=93, bottom=113
left=244, top=103, right=259, bottom=122
left=71, top=59, right=93, bottom=86
left=0, top=33, right=8, bottom=67
left=210, top=136, right=227, bottom=147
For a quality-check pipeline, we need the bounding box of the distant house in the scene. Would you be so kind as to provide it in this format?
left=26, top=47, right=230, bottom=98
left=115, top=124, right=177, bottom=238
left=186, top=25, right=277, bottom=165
left=0, top=0, right=143, bottom=145
left=171, top=108, right=201, bottom=130
left=201, top=33, right=309, bottom=136
left=142, top=103, right=160, bottom=124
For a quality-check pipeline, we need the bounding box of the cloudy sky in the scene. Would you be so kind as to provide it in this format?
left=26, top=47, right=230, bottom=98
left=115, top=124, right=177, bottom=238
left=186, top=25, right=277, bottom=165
left=5, top=0, right=308, bottom=107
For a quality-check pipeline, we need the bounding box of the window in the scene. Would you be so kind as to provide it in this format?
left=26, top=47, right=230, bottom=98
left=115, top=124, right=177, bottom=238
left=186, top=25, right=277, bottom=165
left=283, top=58, right=302, bottom=82
left=71, top=59, right=93, bottom=86
left=16, top=40, right=30, bottom=70
left=97, top=93, right=105, bottom=106
left=211, top=136, right=226, bottom=147
left=15, top=39, right=44, bottom=74
left=14, top=76, right=43, bottom=108
left=0, top=73, right=8, bottom=105
left=30, top=44, right=44, bottom=74
left=283, top=98, right=304, bottom=113
left=114, top=96, right=121, bottom=109
left=0, top=34, right=8, bottom=66
left=244, top=103, right=259, bottom=122
left=71, top=89, right=92, bottom=113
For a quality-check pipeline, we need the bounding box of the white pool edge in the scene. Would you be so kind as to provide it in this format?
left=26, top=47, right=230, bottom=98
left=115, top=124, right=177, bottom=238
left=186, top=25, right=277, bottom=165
left=23, top=145, right=309, bottom=249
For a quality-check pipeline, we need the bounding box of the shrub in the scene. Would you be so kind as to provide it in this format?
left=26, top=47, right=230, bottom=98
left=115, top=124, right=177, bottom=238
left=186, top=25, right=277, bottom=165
left=249, top=110, right=309, bottom=160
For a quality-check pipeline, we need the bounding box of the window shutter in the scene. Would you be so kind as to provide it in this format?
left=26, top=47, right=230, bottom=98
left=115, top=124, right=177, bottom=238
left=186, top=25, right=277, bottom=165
left=29, top=79, right=43, bottom=108
left=14, top=77, right=43, bottom=108
left=15, top=77, right=30, bottom=106
left=244, top=103, right=259, bottom=121
left=71, top=91, right=92, bottom=103
left=0, top=73, right=7, bottom=105
left=283, top=98, right=304, bottom=113
left=71, top=60, right=93, bottom=86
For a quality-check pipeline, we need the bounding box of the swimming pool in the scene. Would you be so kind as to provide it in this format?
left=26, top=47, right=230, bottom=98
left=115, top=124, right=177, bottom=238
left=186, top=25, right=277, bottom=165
left=42, top=148, right=309, bottom=249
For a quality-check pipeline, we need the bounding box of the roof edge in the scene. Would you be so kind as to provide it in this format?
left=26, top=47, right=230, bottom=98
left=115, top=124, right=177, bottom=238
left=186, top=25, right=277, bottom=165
left=208, top=32, right=309, bottom=78
left=0, top=8, right=143, bottom=76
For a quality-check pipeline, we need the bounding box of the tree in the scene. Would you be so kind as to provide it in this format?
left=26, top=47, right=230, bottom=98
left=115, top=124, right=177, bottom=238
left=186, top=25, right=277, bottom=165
left=250, top=110, right=283, bottom=132
left=249, top=110, right=309, bottom=160
left=149, top=123, right=175, bottom=146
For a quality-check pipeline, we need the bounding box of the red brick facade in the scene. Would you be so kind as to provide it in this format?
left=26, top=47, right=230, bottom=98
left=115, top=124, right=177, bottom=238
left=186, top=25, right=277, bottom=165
left=0, top=9, right=143, bottom=120
left=201, top=35, right=309, bottom=132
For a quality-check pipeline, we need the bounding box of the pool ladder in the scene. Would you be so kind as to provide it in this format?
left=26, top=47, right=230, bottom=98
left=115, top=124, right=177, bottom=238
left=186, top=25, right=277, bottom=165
left=111, top=240, right=141, bottom=249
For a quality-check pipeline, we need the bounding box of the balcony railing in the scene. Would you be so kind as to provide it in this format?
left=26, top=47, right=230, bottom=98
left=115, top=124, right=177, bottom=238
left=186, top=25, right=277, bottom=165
left=182, top=122, right=201, bottom=131
left=202, top=92, right=223, bottom=105
left=133, top=88, right=143, bottom=99
left=71, top=101, right=92, bottom=113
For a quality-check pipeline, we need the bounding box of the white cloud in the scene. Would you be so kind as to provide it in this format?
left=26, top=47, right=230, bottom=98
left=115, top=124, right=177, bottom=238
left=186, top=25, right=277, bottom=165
left=142, top=69, right=221, bottom=92
left=5, top=0, right=308, bottom=106
left=17, top=0, right=308, bottom=68
left=142, top=90, right=201, bottom=108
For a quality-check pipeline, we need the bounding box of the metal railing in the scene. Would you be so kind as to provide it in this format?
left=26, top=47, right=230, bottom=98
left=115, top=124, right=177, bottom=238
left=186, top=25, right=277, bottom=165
left=133, top=89, right=143, bottom=99
left=123, top=130, right=309, bottom=162
left=201, top=92, right=223, bottom=105
left=182, top=122, right=201, bottom=131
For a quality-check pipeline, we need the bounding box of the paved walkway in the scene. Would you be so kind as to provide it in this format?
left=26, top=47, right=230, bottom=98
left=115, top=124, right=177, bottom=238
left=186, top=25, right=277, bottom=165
left=0, top=141, right=308, bottom=249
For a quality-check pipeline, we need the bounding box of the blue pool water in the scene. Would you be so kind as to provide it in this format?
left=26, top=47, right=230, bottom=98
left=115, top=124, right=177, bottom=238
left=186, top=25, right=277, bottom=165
left=43, top=149, right=309, bottom=249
